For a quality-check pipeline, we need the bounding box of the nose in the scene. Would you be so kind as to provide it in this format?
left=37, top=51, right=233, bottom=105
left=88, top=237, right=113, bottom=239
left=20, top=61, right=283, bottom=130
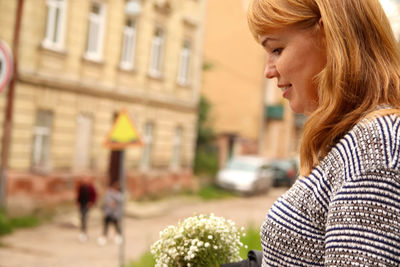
left=264, top=58, right=277, bottom=79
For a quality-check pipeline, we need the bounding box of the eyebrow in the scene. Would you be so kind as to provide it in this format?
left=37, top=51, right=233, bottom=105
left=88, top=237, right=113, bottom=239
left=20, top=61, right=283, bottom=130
left=261, top=37, right=278, bottom=47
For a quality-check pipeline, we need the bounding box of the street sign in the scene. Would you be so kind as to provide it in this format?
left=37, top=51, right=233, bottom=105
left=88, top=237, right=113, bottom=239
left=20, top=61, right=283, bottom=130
left=0, top=40, right=13, bottom=93
left=103, top=109, right=142, bottom=266
left=103, top=109, right=142, bottom=150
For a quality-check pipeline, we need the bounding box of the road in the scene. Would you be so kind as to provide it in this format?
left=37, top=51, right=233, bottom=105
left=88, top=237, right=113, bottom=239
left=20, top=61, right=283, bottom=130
left=0, top=187, right=287, bottom=267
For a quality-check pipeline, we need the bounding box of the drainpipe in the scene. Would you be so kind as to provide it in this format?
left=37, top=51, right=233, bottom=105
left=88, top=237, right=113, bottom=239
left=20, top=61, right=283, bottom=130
left=0, top=0, right=24, bottom=210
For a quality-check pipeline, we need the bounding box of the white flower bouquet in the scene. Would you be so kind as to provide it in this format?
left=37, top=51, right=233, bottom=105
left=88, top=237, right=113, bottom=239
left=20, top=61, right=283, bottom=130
left=151, top=213, right=244, bottom=267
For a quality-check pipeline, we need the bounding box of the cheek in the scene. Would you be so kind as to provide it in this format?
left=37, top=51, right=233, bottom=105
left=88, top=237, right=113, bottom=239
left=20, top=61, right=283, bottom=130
left=276, top=56, right=293, bottom=77
left=307, top=83, right=319, bottom=101
left=306, top=57, right=325, bottom=94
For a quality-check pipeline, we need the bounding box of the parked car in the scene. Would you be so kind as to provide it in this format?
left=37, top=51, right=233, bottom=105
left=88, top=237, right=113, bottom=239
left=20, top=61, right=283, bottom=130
left=216, top=156, right=274, bottom=195
left=269, top=157, right=299, bottom=187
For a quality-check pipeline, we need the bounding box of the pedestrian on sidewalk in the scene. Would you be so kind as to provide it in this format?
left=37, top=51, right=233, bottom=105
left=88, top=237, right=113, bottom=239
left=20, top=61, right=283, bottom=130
left=223, top=0, right=400, bottom=266
left=97, top=181, right=123, bottom=246
left=76, top=176, right=97, bottom=242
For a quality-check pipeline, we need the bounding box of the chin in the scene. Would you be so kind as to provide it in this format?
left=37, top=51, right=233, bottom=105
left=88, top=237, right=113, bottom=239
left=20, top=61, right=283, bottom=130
left=289, top=102, right=304, bottom=115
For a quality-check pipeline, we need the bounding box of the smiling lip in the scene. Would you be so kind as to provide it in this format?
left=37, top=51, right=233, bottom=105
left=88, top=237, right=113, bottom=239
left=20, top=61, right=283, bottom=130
left=278, top=85, right=292, bottom=98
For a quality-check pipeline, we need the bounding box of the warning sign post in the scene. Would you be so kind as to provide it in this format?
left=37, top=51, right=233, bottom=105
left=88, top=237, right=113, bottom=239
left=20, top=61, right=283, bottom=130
left=103, top=109, right=142, bottom=150
left=103, top=109, right=142, bottom=267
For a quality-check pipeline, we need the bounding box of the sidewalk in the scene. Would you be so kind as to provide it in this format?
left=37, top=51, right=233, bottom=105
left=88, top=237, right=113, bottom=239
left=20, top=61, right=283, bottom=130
left=0, top=187, right=287, bottom=267
left=125, top=195, right=201, bottom=219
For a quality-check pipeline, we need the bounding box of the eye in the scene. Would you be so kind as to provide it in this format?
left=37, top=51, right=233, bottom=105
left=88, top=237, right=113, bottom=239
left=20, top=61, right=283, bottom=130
left=272, top=48, right=283, bottom=55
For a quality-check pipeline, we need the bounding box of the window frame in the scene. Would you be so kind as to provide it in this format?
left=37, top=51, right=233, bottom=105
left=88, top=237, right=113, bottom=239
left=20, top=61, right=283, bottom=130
left=171, top=126, right=183, bottom=170
left=31, top=110, right=53, bottom=172
left=120, top=17, right=137, bottom=70
left=84, top=1, right=107, bottom=62
left=140, top=122, right=154, bottom=170
left=177, top=40, right=192, bottom=86
left=148, top=27, right=165, bottom=78
left=42, top=0, right=68, bottom=51
left=73, top=113, right=94, bottom=171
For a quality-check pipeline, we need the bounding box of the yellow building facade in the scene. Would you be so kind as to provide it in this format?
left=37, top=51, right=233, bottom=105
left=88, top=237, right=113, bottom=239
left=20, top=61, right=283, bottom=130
left=202, top=0, right=301, bottom=167
left=0, top=0, right=206, bottom=207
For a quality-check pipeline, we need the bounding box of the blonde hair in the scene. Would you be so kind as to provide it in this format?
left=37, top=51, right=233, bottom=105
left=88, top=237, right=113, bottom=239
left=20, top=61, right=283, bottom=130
left=248, top=0, right=400, bottom=175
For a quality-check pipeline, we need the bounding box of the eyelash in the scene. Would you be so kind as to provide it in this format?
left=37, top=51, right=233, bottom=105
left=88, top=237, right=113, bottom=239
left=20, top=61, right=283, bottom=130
left=272, top=48, right=282, bottom=55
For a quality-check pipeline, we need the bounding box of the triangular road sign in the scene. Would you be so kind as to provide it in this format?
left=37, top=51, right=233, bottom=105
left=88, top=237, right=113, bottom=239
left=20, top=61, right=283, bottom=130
left=103, top=109, right=142, bottom=150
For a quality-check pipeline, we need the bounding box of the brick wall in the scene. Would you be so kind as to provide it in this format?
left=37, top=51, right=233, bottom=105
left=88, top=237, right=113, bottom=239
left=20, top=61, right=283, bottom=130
left=5, top=170, right=195, bottom=214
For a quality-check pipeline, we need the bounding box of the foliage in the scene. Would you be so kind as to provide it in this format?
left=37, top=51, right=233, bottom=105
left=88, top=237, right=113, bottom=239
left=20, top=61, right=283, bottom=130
left=193, top=146, right=219, bottom=177
left=196, top=184, right=235, bottom=201
left=9, top=215, right=39, bottom=228
left=126, top=251, right=155, bottom=267
left=151, top=214, right=244, bottom=267
left=0, top=210, right=40, bottom=236
left=202, top=61, right=215, bottom=71
left=194, top=96, right=219, bottom=177
left=239, top=225, right=262, bottom=259
left=0, top=211, right=13, bottom=235
left=196, top=96, right=214, bottom=147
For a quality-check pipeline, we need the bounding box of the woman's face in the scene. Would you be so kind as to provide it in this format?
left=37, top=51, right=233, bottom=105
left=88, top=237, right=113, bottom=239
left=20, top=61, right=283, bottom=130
left=260, top=25, right=326, bottom=115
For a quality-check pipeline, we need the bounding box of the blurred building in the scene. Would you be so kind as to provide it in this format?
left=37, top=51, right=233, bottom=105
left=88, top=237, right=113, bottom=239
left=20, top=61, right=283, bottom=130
left=202, top=0, right=400, bottom=168
left=0, top=0, right=206, bottom=209
left=202, top=0, right=302, bottom=168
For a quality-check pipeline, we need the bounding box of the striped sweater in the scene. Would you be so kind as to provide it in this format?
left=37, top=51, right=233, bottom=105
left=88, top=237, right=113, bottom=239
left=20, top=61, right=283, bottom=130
left=261, top=113, right=400, bottom=266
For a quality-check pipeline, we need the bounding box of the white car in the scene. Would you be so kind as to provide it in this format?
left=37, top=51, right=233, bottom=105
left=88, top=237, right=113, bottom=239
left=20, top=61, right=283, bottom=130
left=216, top=156, right=274, bottom=194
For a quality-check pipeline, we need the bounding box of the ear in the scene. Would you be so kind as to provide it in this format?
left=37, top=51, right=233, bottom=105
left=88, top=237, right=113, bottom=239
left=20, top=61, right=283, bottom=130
left=318, top=18, right=324, bottom=29
left=316, top=18, right=326, bottom=50
left=317, top=18, right=326, bottom=40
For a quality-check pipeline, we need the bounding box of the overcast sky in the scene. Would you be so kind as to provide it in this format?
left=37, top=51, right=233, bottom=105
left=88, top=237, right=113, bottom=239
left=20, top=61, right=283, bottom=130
left=380, top=0, right=400, bottom=40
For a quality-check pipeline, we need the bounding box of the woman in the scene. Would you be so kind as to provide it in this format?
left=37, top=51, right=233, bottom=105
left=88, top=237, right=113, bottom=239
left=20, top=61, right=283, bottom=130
left=76, top=176, right=97, bottom=242
left=224, top=0, right=400, bottom=266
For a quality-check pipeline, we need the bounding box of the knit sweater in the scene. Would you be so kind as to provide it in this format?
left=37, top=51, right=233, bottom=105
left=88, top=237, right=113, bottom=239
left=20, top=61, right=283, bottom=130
left=261, top=113, right=400, bottom=266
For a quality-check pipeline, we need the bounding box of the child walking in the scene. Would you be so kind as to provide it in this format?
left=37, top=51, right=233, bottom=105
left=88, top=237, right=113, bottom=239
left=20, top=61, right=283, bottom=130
left=97, top=181, right=123, bottom=245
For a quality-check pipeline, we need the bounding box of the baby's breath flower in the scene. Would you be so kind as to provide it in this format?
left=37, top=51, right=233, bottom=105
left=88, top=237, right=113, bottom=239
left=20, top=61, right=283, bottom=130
left=151, top=214, right=243, bottom=266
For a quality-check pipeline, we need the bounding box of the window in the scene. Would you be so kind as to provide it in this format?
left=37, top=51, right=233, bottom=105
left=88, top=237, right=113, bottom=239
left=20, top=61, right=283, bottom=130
left=32, top=110, right=53, bottom=171
left=85, top=2, right=106, bottom=61
left=42, top=0, right=68, bottom=50
left=171, top=126, right=183, bottom=169
left=120, top=18, right=137, bottom=70
left=177, top=40, right=191, bottom=86
left=141, top=122, right=154, bottom=170
left=73, top=114, right=93, bottom=171
left=148, top=27, right=164, bottom=78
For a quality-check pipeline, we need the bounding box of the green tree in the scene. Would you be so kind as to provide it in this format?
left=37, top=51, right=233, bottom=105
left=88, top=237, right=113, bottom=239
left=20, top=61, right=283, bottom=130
left=197, top=96, right=214, bottom=146
left=194, top=96, right=219, bottom=177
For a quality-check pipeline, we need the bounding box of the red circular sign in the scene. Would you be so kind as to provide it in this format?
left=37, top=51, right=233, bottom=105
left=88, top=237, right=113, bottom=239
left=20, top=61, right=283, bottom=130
left=0, top=40, right=13, bottom=93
